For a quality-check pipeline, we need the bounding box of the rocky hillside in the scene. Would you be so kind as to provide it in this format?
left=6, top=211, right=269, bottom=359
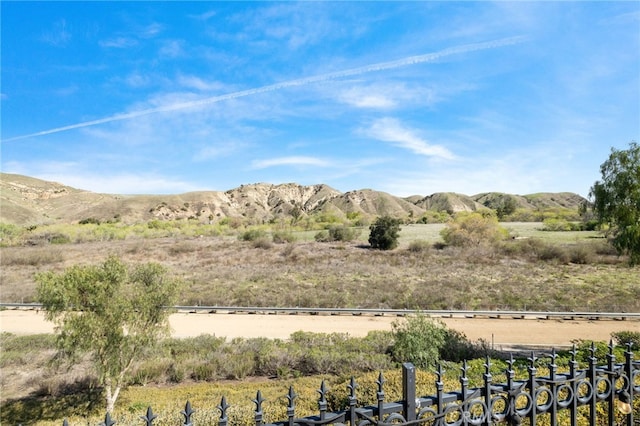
left=0, top=173, right=587, bottom=225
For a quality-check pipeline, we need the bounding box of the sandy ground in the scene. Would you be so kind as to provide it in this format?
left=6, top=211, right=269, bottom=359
left=1, top=310, right=638, bottom=348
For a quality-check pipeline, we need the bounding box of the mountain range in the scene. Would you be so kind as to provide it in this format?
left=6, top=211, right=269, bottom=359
left=0, top=173, right=586, bottom=225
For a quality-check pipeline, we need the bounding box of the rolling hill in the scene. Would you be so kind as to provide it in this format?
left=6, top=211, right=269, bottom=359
left=0, top=173, right=587, bottom=225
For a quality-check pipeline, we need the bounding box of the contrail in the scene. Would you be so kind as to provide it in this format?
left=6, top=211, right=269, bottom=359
left=2, top=36, right=526, bottom=142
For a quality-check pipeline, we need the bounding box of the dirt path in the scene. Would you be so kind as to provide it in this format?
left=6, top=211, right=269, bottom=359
left=2, top=310, right=638, bottom=348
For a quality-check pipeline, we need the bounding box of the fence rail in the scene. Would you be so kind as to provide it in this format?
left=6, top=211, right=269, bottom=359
left=55, top=342, right=638, bottom=426
left=3, top=303, right=640, bottom=321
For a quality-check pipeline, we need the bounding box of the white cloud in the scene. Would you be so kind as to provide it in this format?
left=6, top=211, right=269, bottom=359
left=194, top=141, right=245, bottom=161
left=363, top=118, right=455, bottom=160
left=53, top=85, right=79, bottom=96
left=3, top=161, right=197, bottom=194
left=99, top=37, right=138, bottom=48
left=337, top=82, right=440, bottom=109
left=40, top=19, right=71, bottom=47
left=177, top=74, right=225, bottom=92
left=159, top=40, right=184, bottom=58
left=251, top=156, right=330, bottom=169
left=140, top=23, right=163, bottom=39
left=124, top=73, right=153, bottom=88
left=189, top=10, right=217, bottom=21
left=339, top=86, right=395, bottom=108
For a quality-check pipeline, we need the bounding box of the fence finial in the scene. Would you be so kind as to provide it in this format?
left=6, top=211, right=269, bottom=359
left=140, top=406, right=157, bottom=426
left=181, top=400, right=195, bottom=426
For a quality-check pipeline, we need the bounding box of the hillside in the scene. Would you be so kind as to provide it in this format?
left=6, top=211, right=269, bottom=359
left=0, top=173, right=587, bottom=225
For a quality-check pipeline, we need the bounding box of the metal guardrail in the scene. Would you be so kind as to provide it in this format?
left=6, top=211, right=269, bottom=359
left=2, top=303, right=639, bottom=321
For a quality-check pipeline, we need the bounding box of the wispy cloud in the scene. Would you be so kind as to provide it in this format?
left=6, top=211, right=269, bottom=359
left=189, top=10, right=217, bottom=21
left=339, top=86, right=396, bottom=108
left=124, top=73, right=153, bottom=88
left=41, top=19, right=71, bottom=47
left=364, top=118, right=455, bottom=160
left=3, top=161, right=198, bottom=194
left=177, top=74, right=225, bottom=92
left=53, top=85, right=79, bottom=96
left=194, top=141, right=246, bottom=161
left=140, top=22, right=163, bottom=38
left=2, top=36, right=526, bottom=143
left=159, top=40, right=184, bottom=58
left=240, top=3, right=340, bottom=50
left=99, top=36, right=138, bottom=48
left=251, top=156, right=330, bottom=169
left=337, top=82, right=438, bottom=109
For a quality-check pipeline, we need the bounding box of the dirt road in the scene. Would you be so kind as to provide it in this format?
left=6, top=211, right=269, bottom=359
left=2, top=310, right=638, bottom=348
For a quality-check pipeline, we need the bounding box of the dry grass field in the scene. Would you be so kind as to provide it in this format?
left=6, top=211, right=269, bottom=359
left=1, top=223, right=638, bottom=312
left=1, top=221, right=639, bottom=425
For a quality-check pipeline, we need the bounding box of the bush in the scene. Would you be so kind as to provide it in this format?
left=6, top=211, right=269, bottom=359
left=313, top=230, right=327, bottom=242
left=536, top=243, right=570, bottom=263
left=79, top=217, right=101, bottom=225
left=369, top=216, right=401, bottom=250
left=272, top=230, right=295, bottom=244
left=239, top=228, right=267, bottom=241
left=252, top=237, right=273, bottom=249
left=407, top=240, right=431, bottom=253
left=440, top=329, right=494, bottom=362
left=541, top=218, right=573, bottom=231
left=440, top=212, right=509, bottom=247
left=390, top=314, right=446, bottom=368
left=328, top=225, right=359, bottom=242
left=0, top=223, right=24, bottom=245
left=314, top=225, right=360, bottom=243
left=567, top=244, right=595, bottom=264
left=611, top=331, right=640, bottom=348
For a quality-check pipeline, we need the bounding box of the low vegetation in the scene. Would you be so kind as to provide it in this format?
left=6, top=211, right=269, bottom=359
left=0, top=221, right=637, bottom=311
left=2, top=324, right=638, bottom=425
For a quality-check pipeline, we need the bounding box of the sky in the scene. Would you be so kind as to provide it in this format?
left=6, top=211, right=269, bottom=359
left=1, top=2, right=639, bottom=197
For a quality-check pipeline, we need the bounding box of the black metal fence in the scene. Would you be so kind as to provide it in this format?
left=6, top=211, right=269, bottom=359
left=62, top=342, right=637, bottom=426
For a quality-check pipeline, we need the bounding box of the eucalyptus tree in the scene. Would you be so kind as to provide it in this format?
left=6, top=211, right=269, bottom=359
left=589, top=142, right=640, bottom=264
left=36, top=256, right=180, bottom=413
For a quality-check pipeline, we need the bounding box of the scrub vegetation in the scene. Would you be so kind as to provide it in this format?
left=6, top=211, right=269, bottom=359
left=1, top=207, right=638, bottom=423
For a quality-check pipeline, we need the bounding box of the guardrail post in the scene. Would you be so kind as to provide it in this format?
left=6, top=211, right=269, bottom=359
left=402, top=362, right=416, bottom=421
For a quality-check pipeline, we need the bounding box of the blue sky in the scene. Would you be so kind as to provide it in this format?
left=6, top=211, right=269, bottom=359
left=1, top=2, right=639, bottom=197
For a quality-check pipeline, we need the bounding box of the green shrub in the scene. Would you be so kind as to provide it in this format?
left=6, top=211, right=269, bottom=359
left=440, top=329, right=494, bottom=362
left=368, top=216, right=401, bottom=250
left=49, top=233, right=71, bottom=244
left=314, top=230, right=330, bottom=242
left=0, top=223, right=24, bottom=245
left=390, top=314, right=446, bottom=368
left=416, top=211, right=451, bottom=224
left=611, top=331, right=640, bottom=348
left=79, top=217, right=101, bottom=225
left=567, top=244, right=595, bottom=264
left=272, top=230, right=295, bottom=244
left=541, top=218, right=572, bottom=231
left=536, top=243, right=570, bottom=263
left=239, top=228, right=267, bottom=241
left=328, top=225, right=359, bottom=242
left=440, top=212, right=508, bottom=247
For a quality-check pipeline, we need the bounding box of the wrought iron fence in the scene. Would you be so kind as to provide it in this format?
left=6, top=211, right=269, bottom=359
left=59, top=342, right=637, bottom=426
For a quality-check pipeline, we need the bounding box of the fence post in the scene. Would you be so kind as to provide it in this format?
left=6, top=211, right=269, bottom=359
left=624, top=343, right=635, bottom=426
left=548, top=349, right=558, bottom=426
left=483, top=357, right=492, bottom=426
left=607, top=341, right=616, bottom=423
left=588, top=343, right=597, bottom=426
left=528, top=352, right=538, bottom=426
left=569, top=345, right=578, bottom=426
left=402, top=362, right=416, bottom=421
